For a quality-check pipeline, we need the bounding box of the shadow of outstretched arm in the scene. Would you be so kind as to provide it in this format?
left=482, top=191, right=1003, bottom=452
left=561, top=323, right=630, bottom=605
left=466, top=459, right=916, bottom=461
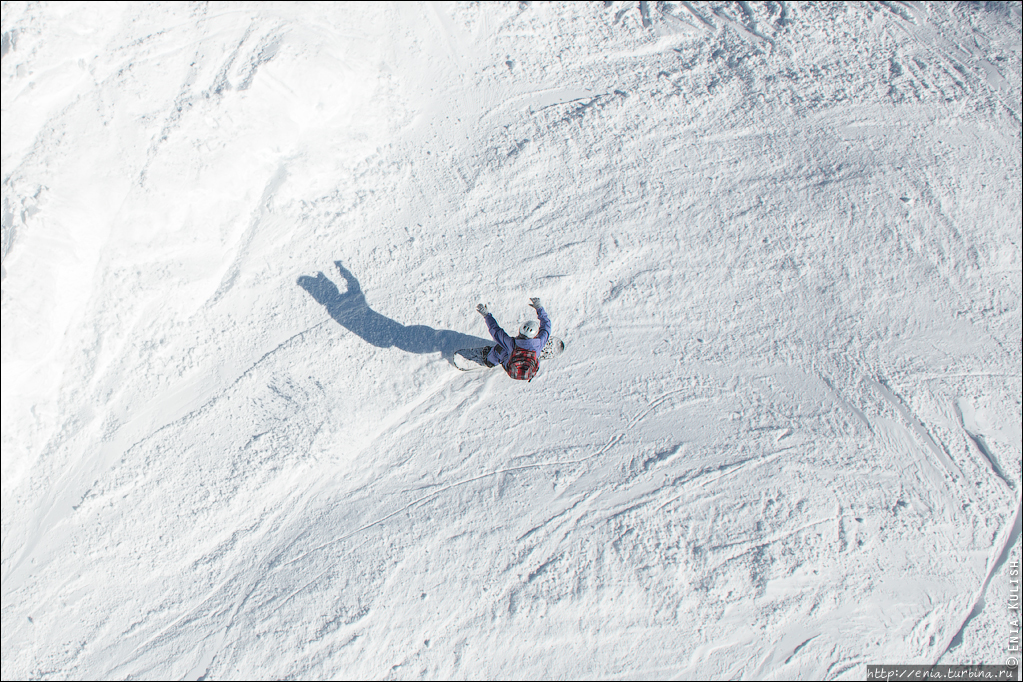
left=297, top=261, right=489, bottom=361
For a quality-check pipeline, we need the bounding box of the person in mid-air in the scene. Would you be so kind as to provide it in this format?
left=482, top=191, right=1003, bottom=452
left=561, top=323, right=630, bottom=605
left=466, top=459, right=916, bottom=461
left=476, top=297, right=550, bottom=381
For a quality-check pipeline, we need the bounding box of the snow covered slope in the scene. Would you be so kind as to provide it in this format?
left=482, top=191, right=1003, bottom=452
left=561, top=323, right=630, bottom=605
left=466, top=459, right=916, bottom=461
left=2, top=2, right=1020, bottom=679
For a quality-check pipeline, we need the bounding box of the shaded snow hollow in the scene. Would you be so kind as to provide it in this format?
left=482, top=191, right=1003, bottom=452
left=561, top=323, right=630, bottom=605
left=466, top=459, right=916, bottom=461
left=2, top=2, right=1021, bottom=679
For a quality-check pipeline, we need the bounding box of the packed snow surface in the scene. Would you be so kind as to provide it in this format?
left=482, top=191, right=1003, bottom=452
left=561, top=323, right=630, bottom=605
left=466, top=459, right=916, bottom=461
left=2, top=1, right=1021, bottom=679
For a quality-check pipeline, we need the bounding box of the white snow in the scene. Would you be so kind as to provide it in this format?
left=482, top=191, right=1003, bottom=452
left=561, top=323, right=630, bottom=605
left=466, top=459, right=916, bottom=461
left=2, top=1, right=1021, bottom=679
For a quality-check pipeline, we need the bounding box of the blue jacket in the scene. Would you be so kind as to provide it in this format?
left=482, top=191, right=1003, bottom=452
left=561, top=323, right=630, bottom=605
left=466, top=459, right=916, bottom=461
left=484, top=306, right=551, bottom=369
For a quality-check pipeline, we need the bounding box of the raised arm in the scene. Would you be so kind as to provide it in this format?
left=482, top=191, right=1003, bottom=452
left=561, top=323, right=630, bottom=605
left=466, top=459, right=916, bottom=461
left=530, top=297, right=551, bottom=347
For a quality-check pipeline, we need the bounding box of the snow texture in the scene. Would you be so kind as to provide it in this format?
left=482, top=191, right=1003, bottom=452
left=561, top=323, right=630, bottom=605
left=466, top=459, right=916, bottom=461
left=2, top=1, right=1021, bottom=679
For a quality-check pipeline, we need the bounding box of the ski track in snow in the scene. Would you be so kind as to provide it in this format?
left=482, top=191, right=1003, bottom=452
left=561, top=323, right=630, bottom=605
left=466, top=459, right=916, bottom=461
left=2, top=1, right=1021, bottom=680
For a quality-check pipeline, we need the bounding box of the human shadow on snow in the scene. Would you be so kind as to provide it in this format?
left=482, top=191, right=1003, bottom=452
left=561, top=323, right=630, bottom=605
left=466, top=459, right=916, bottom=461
left=298, top=261, right=488, bottom=362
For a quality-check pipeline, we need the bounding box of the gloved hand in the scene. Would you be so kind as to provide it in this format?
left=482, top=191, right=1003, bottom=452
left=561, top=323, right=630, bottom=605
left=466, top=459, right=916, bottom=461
left=529, top=297, right=542, bottom=310
left=477, top=303, right=489, bottom=316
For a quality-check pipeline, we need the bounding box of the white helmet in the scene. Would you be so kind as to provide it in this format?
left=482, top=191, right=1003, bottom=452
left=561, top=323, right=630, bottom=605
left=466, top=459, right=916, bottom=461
left=519, top=320, right=540, bottom=339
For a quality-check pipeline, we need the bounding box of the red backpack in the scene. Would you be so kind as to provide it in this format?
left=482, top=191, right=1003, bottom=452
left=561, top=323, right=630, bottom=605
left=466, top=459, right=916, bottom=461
left=506, top=345, right=539, bottom=381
